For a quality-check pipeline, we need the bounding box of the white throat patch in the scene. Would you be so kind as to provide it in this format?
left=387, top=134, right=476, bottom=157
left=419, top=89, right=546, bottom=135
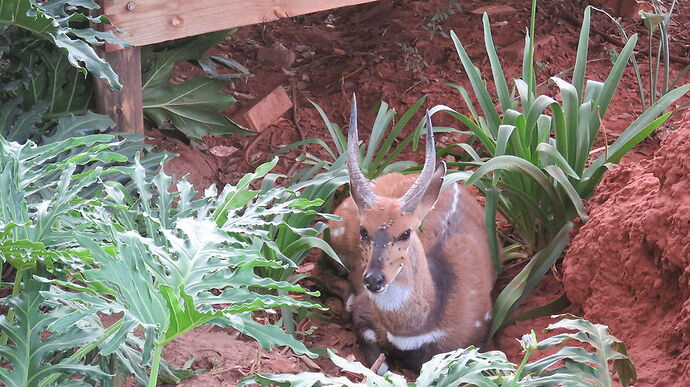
left=368, top=283, right=411, bottom=311
left=386, top=329, right=446, bottom=351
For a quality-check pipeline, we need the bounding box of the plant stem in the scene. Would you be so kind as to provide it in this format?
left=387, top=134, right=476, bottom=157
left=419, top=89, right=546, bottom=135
left=279, top=289, right=296, bottom=335
left=648, top=34, right=654, bottom=105
left=147, top=342, right=164, bottom=387
left=0, top=269, right=25, bottom=346
left=509, top=345, right=535, bottom=386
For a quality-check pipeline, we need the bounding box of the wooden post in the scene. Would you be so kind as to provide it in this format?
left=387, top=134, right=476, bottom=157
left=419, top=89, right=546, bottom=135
left=94, top=47, right=144, bottom=134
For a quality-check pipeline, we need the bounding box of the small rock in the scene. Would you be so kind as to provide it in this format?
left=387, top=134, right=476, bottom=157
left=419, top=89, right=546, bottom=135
left=470, top=5, right=517, bottom=15
left=209, top=145, right=238, bottom=157
left=591, top=0, right=642, bottom=19
left=238, top=86, right=293, bottom=132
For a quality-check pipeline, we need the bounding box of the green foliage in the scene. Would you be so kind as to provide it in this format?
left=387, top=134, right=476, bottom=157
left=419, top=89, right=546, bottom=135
left=2, top=5, right=251, bottom=144
left=595, top=1, right=688, bottom=111
left=0, top=34, right=94, bottom=118
left=0, top=277, right=108, bottom=387
left=282, top=96, right=454, bottom=180
left=142, top=30, right=253, bottom=140
left=441, top=4, right=689, bottom=335
left=398, top=42, right=429, bottom=80
left=422, top=0, right=462, bottom=39
left=0, top=134, right=132, bottom=384
left=0, top=0, right=124, bottom=90
left=0, top=133, right=340, bottom=385
left=241, top=315, right=636, bottom=387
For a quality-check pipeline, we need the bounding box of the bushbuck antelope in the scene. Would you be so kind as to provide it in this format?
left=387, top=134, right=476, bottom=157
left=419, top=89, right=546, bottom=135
left=326, top=95, right=495, bottom=372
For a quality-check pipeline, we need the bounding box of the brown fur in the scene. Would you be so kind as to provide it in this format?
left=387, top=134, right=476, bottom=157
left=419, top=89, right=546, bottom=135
left=327, top=172, right=496, bottom=370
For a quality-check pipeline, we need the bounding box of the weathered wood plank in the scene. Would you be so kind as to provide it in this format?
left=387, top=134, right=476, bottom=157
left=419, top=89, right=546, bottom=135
left=94, top=47, right=145, bottom=134
left=102, top=0, right=376, bottom=50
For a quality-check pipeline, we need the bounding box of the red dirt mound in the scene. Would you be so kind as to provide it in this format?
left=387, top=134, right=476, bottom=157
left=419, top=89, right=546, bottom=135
left=563, top=110, right=690, bottom=386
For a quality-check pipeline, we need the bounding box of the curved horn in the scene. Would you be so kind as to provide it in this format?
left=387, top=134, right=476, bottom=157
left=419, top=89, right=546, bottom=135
left=400, top=109, right=437, bottom=213
left=347, top=93, right=378, bottom=210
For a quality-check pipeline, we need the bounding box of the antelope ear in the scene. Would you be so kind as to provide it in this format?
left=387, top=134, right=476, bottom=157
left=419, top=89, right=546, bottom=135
left=413, top=162, right=446, bottom=219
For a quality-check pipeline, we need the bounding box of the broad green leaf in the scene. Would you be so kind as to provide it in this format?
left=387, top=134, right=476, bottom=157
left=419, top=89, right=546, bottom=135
left=141, top=30, right=250, bottom=139
left=160, top=285, right=224, bottom=344
left=0, top=0, right=122, bottom=89
left=0, top=99, right=48, bottom=143
left=0, top=278, right=108, bottom=387
left=143, top=75, right=251, bottom=139
left=43, top=111, right=114, bottom=142
left=76, top=232, right=169, bottom=346
left=230, top=314, right=316, bottom=357
left=417, top=347, right=514, bottom=387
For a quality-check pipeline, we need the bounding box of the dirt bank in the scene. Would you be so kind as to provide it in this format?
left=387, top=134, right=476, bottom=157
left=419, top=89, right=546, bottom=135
left=563, top=110, right=690, bottom=386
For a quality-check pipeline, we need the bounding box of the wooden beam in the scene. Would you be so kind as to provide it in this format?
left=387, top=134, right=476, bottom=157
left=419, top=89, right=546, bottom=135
left=102, top=0, right=376, bottom=50
left=94, top=47, right=145, bottom=134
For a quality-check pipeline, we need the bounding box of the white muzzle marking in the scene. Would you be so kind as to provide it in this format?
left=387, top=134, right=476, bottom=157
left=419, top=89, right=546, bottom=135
left=368, top=283, right=411, bottom=311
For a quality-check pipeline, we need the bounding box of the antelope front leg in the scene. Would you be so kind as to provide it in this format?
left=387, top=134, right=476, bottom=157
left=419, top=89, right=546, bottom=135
left=351, top=293, right=389, bottom=375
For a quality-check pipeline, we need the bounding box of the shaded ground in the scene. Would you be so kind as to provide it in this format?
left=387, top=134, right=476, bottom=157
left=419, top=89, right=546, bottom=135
left=145, top=0, right=690, bottom=385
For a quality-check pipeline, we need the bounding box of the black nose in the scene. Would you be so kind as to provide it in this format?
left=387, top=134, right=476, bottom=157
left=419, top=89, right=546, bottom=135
left=364, top=272, right=386, bottom=293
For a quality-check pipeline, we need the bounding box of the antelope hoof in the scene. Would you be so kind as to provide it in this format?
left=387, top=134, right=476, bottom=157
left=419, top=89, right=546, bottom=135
left=375, top=361, right=389, bottom=376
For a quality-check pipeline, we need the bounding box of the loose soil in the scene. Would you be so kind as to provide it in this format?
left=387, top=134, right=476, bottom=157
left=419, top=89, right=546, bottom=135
left=145, top=0, right=690, bottom=385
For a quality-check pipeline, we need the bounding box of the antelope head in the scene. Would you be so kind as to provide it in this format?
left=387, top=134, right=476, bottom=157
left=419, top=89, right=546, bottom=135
left=347, top=94, right=446, bottom=294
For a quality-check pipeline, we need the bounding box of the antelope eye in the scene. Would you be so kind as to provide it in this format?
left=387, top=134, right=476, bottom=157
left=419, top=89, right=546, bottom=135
left=359, top=226, right=369, bottom=240
left=399, top=229, right=411, bottom=241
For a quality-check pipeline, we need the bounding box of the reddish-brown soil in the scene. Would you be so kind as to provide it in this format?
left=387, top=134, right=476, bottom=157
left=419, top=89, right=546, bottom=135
left=563, top=110, right=690, bottom=386
left=146, top=0, right=690, bottom=385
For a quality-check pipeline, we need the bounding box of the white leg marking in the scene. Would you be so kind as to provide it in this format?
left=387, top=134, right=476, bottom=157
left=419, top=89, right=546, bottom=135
left=362, top=329, right=378, bottom=343
left=331, top=227, right=344, bottom=238
left=386, top=329, right=446, bottom=351
left=369, top=283, right=411, bottom=312
left=345, top=294, right=354, bottom=312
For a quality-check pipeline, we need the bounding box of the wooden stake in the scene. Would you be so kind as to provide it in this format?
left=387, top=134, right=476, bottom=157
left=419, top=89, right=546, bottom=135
left=94, top=47, right=145, bottom=134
